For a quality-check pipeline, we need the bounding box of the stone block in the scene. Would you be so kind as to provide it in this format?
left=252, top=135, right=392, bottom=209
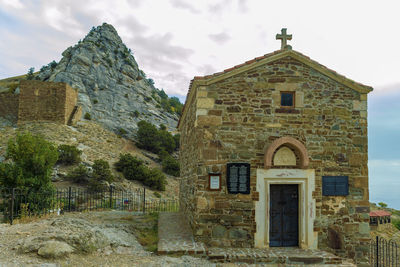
left=197, top=115, right=222, bottom=127
left=202, top=149, right=217, bottom=160
left=228, top=228, right=248, bottom=239
left=197, top=196, right=208, bottom=210
left=197, top=90, right=208, bottom=97
left=355, top=206, right=369, bottom=213
left=295, top=91, right=304, bottom=108
left=358, top=222, right=370, bottom=235
left=196, top=109, right=207, bottom=116
left=208, top=109, right=222, bottom=116
left=197, top=98, right=214, bottom=109
left=349, top=153, right=366, bottom=166
left=344, top=223, right=358, bottom=232
left=212, top=225, right=227, bottom=238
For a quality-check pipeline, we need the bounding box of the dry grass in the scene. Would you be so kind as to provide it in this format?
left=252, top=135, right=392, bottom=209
left=136, top=213, right=159, bottom=252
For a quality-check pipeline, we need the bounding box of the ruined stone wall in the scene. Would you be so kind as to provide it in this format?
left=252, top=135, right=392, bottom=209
left=64, top=83, right=79, bottom=123
left=0, top=93, right=19, bottom=122
left=18, top=80, right=77, bottom=124
left=180, top=57, right=369, bottom=264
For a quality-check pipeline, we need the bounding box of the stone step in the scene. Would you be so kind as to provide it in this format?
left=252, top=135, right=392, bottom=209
left=206, top=247, right=356, bottom=266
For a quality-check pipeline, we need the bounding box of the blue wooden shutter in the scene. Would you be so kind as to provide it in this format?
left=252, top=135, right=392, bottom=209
left=322, top=176, right=348, bottom=196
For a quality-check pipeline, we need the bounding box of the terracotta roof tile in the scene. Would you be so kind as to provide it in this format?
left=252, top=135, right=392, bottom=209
left=370, top=210, right=391, bottom=217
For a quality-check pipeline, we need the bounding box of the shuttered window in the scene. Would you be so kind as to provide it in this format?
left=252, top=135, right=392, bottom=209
left=322, top=176, right=349, bottom=196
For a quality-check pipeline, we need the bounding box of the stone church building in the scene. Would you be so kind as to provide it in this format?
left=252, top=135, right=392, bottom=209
left=178, top=29, right=372, bottom=264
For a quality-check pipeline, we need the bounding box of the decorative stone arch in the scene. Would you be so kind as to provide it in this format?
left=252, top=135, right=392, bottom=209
left=264, top=137, right=309, bottom=169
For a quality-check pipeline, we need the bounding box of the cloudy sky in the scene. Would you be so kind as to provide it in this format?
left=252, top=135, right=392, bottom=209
left=1, top=0, right=399, bottom=208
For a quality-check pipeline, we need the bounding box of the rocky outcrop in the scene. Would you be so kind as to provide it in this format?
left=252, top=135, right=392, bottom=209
left=38, top=23, right=178, bottom=137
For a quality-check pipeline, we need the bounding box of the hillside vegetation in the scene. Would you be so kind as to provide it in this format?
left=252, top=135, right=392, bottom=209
left=0, top=121, right=179, bottom=200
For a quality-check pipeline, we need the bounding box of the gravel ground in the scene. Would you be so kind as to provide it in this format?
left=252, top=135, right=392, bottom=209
left=0, top=211, right=217, bottom=267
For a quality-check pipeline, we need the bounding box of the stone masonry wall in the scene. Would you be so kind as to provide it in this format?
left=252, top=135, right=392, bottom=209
left=180, top=56, right=369, bottom=264
left=179, top=88, right=202, bottom=231
left=18, top=80, right=78, bottom=124
left=0, top=93, right=19, bottom=122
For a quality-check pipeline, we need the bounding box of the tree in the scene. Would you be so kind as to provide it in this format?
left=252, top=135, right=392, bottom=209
left=27, top=67, right=35, bottom=80
left=136, top=120, right=161, bottom=153
left=89, top=160, right=114, bottom=191
left=378, top=202, right=388, bottom=208
left=0, top=132, right=58, bottom=192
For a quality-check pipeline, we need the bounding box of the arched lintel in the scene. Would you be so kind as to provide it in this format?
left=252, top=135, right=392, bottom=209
left=264, top=137, right=309, bottom=169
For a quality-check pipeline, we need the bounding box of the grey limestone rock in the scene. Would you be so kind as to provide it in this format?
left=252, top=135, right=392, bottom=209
left=37, top=23, right=178, bottom=138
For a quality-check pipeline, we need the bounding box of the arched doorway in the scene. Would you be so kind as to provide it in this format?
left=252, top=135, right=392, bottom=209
left=254, top=137, right=317, bottom=249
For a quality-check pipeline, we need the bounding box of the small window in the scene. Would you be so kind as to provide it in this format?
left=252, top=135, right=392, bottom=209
left=280, top=92, right=295, bottom=108
left=322, top=176, right=349, bottom=196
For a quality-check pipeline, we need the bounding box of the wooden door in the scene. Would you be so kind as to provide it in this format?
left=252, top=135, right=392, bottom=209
left=269, top=184, right=299, bottom=247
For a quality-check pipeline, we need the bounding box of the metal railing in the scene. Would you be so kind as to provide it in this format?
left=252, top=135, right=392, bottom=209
left=0, top=187, right=179, bottom=224
left=370, top=236, right=399, bottom=267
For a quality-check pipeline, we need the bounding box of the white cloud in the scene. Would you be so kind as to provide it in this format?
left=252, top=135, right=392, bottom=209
left=0, top=0, right=24, bottom=9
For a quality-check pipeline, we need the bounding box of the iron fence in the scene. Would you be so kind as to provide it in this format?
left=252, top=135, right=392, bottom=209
left=370, top=236, right=399, bottom=267
left=0, top=187, right=179, bottom=224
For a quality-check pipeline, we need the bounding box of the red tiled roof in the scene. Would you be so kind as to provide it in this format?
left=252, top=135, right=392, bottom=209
left=370, top=210, right=391, bottom=217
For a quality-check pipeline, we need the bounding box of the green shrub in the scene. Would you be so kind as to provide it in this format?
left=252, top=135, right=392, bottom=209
left=393, top=219, right=400, bottom=231
left=26, top=67, right=35, bottom=80
left=89, top=159, right=114, bottom=191
left=84, top=113, right=91, bottom=120
left=136, top=121, right=177, bottom=154
left=115, top=153, right=166, bottom=191
left=378, top=202, right=388, bottom=208
left=136, top=121, right=161, bottom=153
left=57, top=144, right=82, bottom=165
left=161, top=154, right=180, bottom=177
left=0, top=131, right=58, bottom=207
left=93, top=99, right=98, bottom=104
left=115, top=153, right=143, bottom=173
left=66, top=164, right=90, bottom=184
left=118, top=128, right=128, bottom=136
left=153, top=191, right=161, bottom=198
left=132, top=110, right=140, bottom=117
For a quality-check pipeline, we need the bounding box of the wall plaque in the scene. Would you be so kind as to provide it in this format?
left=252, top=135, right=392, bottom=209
left=227, top=163, right=250, bottom=194
left=209, top=174, right=221, bottom=191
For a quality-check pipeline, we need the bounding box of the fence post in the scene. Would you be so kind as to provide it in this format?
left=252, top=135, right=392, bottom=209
left=109, top=186, right=113, bottom=209
left=68, top=187, right=72, bottom=212
left=376, top=235, right=379, bottom=267
left=143, top=187, right=146, bottom=214
left=9, top=188, right=15, bottom=225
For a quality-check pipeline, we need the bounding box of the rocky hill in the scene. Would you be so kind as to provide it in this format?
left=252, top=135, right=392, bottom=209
left=36, top=23, right=179, bottom=137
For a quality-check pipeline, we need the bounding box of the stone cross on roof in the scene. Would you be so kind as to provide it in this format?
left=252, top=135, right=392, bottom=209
left=276, top=28, right=292, bottom=50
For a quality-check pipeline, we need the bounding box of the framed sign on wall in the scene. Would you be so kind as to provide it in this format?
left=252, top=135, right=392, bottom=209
left=227, top=163, right=250, bottom=194
left=209, top=173, right=221, bottom=191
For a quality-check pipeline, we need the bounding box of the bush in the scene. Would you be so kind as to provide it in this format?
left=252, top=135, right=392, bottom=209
left=118, top=128, right=128, bottom=136
left=93, top=99, right=98, bottom=104
left=393, top=219, right=400, bottom=231
left=161, top=154, right=180, bottom=177
left=57, top=144, right=82, bottom=165
left=136, top=121, right=177, bottom=154
left=66, top=164, right=90, bottom=184
left=378, top=202, right=388, bottom=208
left=115, top=153, right=166, bottom=191
left=0, top=132, right=58, bottom=191
left=84, top=113, right=91, bottom=120
left=27, top=67, right=35, bottom=80
left=89, top=159, right=114, bottom=191
left=136, top=121, right=161, bottom=153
